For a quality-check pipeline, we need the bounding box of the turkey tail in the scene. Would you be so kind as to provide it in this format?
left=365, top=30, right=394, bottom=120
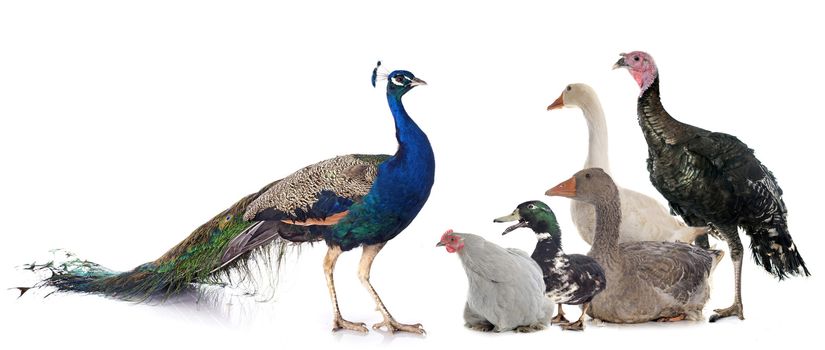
left=745, top=216, right=809, bottom=280
left=26, top=187, right=317, bottom=300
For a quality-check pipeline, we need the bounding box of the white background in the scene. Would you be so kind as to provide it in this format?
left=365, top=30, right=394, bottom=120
left=1, top=1, right=822, bottom=349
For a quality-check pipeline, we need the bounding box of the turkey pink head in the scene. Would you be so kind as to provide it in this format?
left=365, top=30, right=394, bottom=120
left=613, top=51, right=658, bottom=93
left=436, top=229, right=465, bottom=253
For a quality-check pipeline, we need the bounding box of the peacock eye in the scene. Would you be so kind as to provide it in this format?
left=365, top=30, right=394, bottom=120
left=527, top=204, right=536, bottom=209
left=225, top=214, right=233, bottom=221
left=585, top=173, right=591, bottom=179
left=395, top=76, right=404, bottom=82
left=566, top=86, right=571, bottom=91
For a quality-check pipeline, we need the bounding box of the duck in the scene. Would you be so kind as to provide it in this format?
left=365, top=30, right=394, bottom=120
left=547, top=168, right=724, bottom=323
left=547, top=83, right=708, bottom=247
left=495, top=200, right=605, bottom=331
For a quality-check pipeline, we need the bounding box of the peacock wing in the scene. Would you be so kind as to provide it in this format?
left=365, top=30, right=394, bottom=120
left=218, top=154, right=390, bottom=267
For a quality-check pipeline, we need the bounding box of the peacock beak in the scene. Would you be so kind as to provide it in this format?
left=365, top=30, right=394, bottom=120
left=547, top=92, right=565, bottom=110
left=612, top=55, right=628, bottom=70
left=410, top=77, right=427, bottom=87
left=547, top=176, right=577, bottom=198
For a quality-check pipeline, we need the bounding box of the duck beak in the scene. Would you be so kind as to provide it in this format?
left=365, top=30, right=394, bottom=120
left=409, top=77, right=427, bottom=87
left=612, top=55, right=628, bottom=70
left=547, top=92, right=565, bottom=110
left=494, top=211, right=528, bottom=235
left=436, top=241, right=446, bottom=247
left=547, top=176, right=577, bottom=198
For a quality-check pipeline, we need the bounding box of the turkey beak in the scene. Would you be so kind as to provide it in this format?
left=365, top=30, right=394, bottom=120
left=612, top=55, right=628, bottom=70
left=494, top=211, right=528, bottom=235
left=436, top=241, right=446, bottom=247
left=409, top=77, right=427, bottom=87
left=547, top=176, right=577, bottom=198
left=547, top=92, right=565, bottom=110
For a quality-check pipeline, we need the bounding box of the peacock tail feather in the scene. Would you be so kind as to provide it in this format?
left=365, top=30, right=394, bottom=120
left=26, top=181, right=298, bottom=301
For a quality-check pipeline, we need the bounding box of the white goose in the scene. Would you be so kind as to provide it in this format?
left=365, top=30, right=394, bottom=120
left=547, top=83, right=706, bottom=245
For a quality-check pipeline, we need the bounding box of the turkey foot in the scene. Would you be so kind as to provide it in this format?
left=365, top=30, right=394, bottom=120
left=709, top=302, right=744, bottom=322
left=466, top=322, right=494, bottom=332
left=656, top=314, right=686, bottom=322
left=560, top=320, right=584, bottom=331
left=332, top=317, right=368, bottom=333
left=515, top=323, right=546, bottom=333
left=372, top=317, right=426, bottom=335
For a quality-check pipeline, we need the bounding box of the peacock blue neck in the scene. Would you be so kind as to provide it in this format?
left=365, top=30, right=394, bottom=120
left=325, top=91, right=435, bottom=251
left=387, top=93, right=427, bottom=154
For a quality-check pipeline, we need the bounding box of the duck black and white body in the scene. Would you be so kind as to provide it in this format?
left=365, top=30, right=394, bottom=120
left=548, top=168, right=724, bottom=323
left=496, top=201, right=605, bottom=331
left=547, top=84, right=707, bottom=246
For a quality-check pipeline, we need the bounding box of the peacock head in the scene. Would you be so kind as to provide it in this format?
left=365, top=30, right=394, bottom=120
left=546, top=83, right=597, bottom=111
left=385, top=70, right=427, bottom=97
left=436, top=229, right=465, bottom=253
left=613, top=51, right=658, bottom=93
left=546, top=168, right=618, bottom=206
left=372, top=61, right=427, bottom=97
left=495, top=200, right=560, bottom=236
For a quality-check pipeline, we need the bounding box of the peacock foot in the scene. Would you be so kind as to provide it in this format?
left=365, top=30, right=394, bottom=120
left=332, top=317, right=368, bottom=333
left=372, top=317, right=426, bottom=335
left=656, top=313, right=687, bottom=322
left=560, top=320, right=584, bottom=331
left=709, top=303, right=744, bottom=323
left=551, top=313, right=569, bottom=325
left=515, top=323, right=547, bottom=333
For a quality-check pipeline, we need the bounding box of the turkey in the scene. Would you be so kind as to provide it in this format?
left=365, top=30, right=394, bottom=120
left=547, top=83, right=707, bottom=246
left=613, top=51, right=809, bottom=322
left=438, top=230, right=553, bottom=332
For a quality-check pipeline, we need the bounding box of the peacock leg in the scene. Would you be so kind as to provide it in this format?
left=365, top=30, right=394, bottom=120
left=710, top=226, right=745, bottom=322
left=324, top=246, right=368, bottom=332
left=359, top=243, right=426, bottom=335
left=551, top=303, right=569, bottom=324
left=561, top=303, right=589, bottom=331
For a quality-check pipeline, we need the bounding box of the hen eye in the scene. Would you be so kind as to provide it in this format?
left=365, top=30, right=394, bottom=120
left=566, top=86, right=571, bottom=91
left=634, top=56, right=640, bottom=62
left=585, top=173, right=591, bottom=179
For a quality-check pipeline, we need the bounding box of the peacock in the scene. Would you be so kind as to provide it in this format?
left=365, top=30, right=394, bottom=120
left=23, top=62, right=433, bottom=334
left=613, top=51, right=809, bottom=322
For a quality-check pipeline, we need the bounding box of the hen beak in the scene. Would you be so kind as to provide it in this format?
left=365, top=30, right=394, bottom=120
left=494, top=211, right=528, bottom=235
left=410, top=77, right=427, bottom=87
left=436, top=241, right=446, bottom=247
left=547, top=92, right=565, bottom=110
left=546, top=176, right=577, bottom=198
left=612, top=55, right=628, bottom=70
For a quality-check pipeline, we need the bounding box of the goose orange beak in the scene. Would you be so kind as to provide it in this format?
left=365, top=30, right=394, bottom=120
left=547, top=93, right=564, bottom=110
left=546, top=176, right=576, bottom=197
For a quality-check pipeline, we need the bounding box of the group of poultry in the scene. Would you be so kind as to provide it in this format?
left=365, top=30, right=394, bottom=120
left=24, top=52, right=808, bottom=335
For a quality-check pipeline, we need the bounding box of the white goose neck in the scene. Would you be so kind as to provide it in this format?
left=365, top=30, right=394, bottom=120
left=577, top=94, right=611, bottom=175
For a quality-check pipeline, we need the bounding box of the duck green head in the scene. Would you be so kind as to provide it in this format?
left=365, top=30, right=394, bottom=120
left=494, top=200, right=561, bottom=236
